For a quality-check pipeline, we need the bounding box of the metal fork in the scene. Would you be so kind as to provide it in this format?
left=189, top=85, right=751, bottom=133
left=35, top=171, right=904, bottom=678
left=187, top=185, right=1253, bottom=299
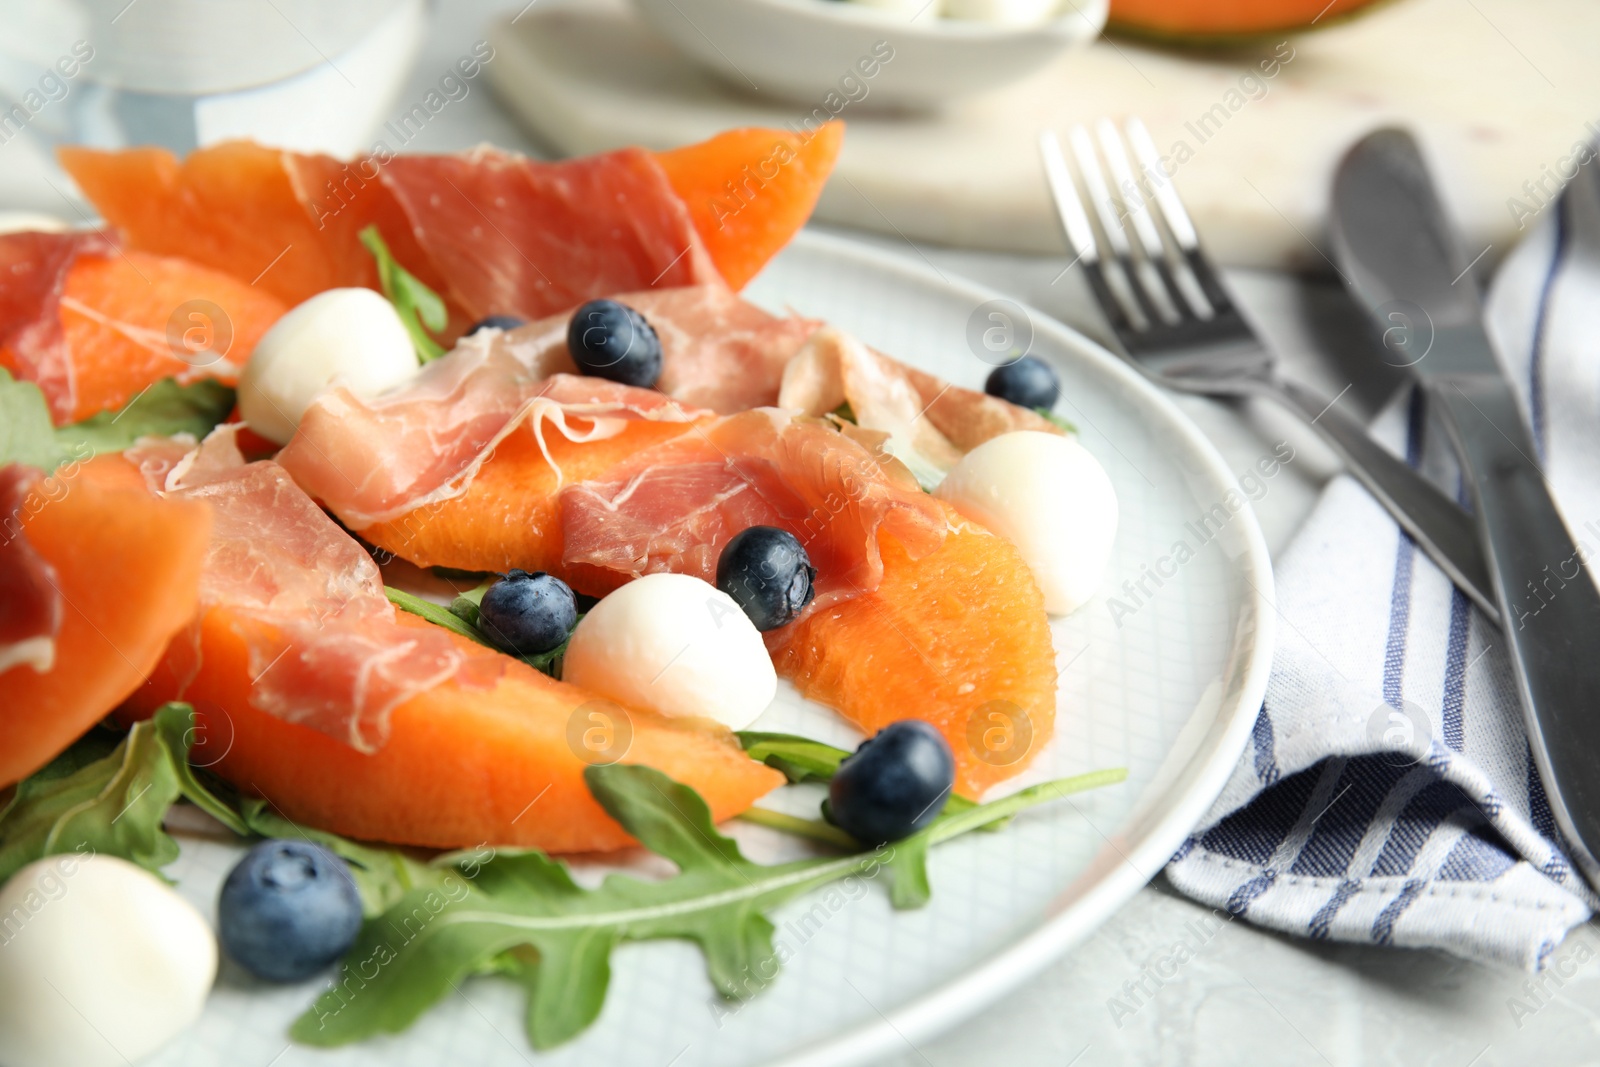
left=1039, top=118, right=1498, bottom=624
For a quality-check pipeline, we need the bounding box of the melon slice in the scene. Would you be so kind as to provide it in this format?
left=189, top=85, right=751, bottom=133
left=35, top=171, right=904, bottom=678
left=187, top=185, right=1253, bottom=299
left=655, top=122, right=844, bottom=289
left=58, top=250, right=285, bottom=422
left=360, top=415, right=700, bottom=573
left=120, top=610, right=782, bottom=853
left=0, top=456, right=212, bottom=788
left=774, top=504, right=1059, bottom=797
left=1108, top=0, right=1386, bottom=40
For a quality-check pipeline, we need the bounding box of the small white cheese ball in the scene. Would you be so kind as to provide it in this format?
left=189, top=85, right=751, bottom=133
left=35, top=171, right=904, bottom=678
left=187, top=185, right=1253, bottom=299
left=0, top=854, right=216, bottom=1067
left=942, top=0, right=1060, bottom=23
left=238, top=287, right=419, bottom=445
left=563, top=573, right=778, bottom=731
left=935, top=431, right=1117, bottom=615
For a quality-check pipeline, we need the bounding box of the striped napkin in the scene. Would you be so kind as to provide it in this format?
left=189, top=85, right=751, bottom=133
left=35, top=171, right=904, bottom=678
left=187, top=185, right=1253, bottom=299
left=1164, top=149, right=1600, bottom=970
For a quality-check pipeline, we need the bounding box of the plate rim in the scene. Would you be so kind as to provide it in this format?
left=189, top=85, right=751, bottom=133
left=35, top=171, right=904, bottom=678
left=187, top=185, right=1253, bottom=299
left=757, top=228, right=1276, bottom=1067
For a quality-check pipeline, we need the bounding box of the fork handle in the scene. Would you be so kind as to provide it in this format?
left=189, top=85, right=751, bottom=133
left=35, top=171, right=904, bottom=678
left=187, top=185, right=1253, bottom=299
left=1260, top=377, right=1500, bottom=625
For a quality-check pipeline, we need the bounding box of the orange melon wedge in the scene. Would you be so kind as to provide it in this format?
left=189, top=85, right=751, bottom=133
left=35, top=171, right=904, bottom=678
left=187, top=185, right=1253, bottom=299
left=775, top=503, right=1058, bottom=797
left=56, top=141, right=433, bottom=310
left=655, top=122, right=844, bottom=290
left=56, top=249, right=285, bottom=422
left=120, top=609, right=782, bottom=853
left=361, top=417, right=702, bottom=573
left=0, top=456, right=212, bottom=788
left=1108, top=0, right=1385, bottom=39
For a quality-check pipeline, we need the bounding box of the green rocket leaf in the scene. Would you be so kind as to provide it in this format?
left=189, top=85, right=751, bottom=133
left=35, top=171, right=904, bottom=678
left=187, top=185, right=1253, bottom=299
left=360, top=224, right=447, bottom=363
left=291, top=763, right=1127, bottom=1050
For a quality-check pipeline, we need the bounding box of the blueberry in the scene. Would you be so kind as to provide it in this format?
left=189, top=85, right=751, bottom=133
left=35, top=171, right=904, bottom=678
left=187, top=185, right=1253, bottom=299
left=218, top=839, right=363, bottom=982
left=716, top=526, right=816, bottom=631
left=566, top=299, right=662, bottom=388
left=828, top=721, right=955, bottom=845
left=478, top=569, right=578, bottom=655
left=465, top=314, right=528, bottom=336
left=985, top=356, right=1060, bottom=411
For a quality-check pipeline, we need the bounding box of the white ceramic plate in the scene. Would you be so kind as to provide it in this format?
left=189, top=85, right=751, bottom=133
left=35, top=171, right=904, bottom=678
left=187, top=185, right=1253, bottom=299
left=148, top=229, right=1273, bottom=1067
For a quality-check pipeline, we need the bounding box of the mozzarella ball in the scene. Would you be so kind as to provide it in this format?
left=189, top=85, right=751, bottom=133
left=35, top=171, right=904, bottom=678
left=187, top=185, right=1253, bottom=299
left=942, top=0, right=1060, bottom=23
left=935, top=431, right=1117, bottom=614
left=238, top=287, right=419, bottom=445
left=0, top=854, right=216, bottom=1067
left=563, top=573, right=778, bottom=731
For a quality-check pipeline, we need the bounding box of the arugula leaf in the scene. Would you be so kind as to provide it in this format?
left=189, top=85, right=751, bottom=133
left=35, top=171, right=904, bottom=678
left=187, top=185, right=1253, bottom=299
left=0, top=367, right=65, bottom=469
left=1035, top=407, right=1077, bottom=434
left=360, top=225, right=447, bottom=363
left=736, top=731, right=851, bottom=784
left=0, top=370, right=237, bottom=474
left=384, top=586, right=494, bottom=649
left=446, top=579, right=493, bottom=629
left=387, top=583, right=579, bottom=679
left=292, top=763, right=1126, bottom=1051
left=831, top=400, right=856, bottom=424
left=0, top=704, right=198, bottom=882
left=57, top=378, right=236, bottom=457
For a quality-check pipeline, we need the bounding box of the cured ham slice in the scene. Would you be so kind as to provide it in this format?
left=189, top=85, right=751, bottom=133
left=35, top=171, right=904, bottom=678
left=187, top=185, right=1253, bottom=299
left=779, top=328, right=1067, bottom=487
left=559, top=409, right=948, bottom=611
left=379, top=147, right=720, bottom=323
left=0, top=465, right=62, bottom=675
left=430, top=285, right=818, bottom=414
left=62, top=141, right=756, bottom=336
left=0, top=232, right=110, bottom=422
left=130, top=430, right=471, bottom=752
left=277, top=286, right=816, bottom=529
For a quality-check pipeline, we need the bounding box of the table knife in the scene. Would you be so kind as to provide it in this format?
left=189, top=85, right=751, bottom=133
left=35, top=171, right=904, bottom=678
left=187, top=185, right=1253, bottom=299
left=1328, top=126, right=1600, bottom=889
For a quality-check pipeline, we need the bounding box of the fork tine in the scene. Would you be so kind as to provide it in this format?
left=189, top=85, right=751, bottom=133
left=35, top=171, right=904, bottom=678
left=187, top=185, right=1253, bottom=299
left=1068, top=125, right=1165, bottom=327
left=1095, top=118, right=1202, bottom=321
left=1039, top=130, right=1138, bottom=340
left=1123, top=117, right=1237, bottom=317
left=1038, top=131, right=1098, bottom=265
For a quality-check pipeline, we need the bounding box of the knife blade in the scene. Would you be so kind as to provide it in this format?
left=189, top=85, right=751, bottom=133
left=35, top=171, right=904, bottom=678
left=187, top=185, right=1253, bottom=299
left=1329, top=126, right=1600, bottom=890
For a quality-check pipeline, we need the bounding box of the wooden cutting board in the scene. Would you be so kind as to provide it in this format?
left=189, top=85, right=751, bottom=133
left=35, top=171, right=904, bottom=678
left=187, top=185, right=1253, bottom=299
left=488, top=0, right=1597, bottom=270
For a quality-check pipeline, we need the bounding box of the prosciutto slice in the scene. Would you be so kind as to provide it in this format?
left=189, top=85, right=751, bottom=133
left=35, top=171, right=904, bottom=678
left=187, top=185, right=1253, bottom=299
left=443, top=285, right=818, bottom=413
left=130, top=430, right=472, bottom=752
left=0, top=232, right=113, bottom=423
left=778, top=328, right=1067, bottom=487
left=278, top=286, right=816, bottom=528
left=559, top=409, right=947, bottom=613
left=0, top=465, right=63, bottom=675
left=379, top=147, right=721, bottom=323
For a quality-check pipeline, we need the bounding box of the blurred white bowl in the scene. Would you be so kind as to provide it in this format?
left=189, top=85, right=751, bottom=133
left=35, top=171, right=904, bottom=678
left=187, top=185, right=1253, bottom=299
left=628, top=0, right=1107, bottom=110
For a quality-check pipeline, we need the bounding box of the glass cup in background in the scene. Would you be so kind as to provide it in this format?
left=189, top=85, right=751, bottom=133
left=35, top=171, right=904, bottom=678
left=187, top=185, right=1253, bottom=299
left=0, top=0, right=426, bottom=216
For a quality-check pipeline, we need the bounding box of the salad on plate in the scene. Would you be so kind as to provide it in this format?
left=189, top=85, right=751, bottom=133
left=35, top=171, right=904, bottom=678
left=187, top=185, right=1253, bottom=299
left=0, top=122, right=1122, bottom=1066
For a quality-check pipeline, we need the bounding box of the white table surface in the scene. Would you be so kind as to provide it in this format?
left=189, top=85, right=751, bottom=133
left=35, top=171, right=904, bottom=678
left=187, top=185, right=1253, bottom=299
left=24, top=1, right=1600, bottom=1061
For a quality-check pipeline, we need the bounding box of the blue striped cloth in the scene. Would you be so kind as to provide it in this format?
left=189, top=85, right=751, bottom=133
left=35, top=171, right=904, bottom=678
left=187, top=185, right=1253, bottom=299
left=1164, top=151, right=1600, bottom=970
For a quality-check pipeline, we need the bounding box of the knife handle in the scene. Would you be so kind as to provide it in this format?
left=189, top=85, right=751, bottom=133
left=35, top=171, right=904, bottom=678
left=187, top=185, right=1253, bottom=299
left=1268, top=377, right=1500, bottom=623
left=1433, top=377, right=1600, bottom=881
